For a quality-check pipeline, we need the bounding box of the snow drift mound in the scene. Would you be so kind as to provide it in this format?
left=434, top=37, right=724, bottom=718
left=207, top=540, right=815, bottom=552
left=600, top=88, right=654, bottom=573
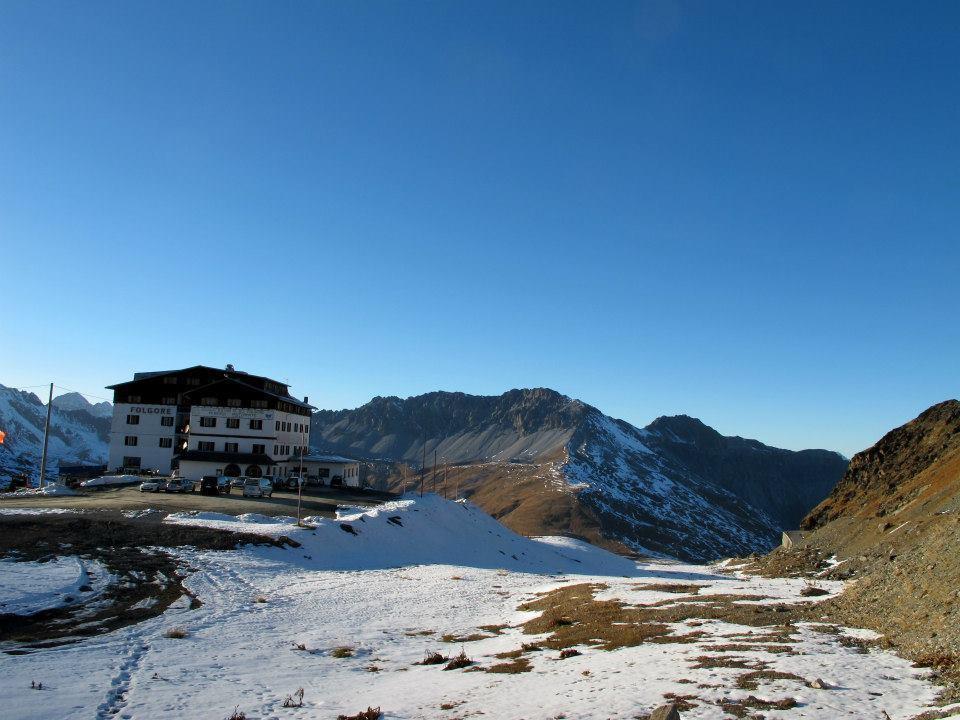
left=165, top=494, right=639, bottom=576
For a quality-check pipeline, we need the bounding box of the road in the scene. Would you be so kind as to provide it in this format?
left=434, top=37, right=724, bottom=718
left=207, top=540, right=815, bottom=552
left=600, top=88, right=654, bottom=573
left=0, top=484, right=394, bottom=518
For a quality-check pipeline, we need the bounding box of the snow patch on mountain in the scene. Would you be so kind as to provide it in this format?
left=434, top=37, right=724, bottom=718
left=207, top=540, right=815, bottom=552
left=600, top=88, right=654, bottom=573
left=0, top=384, right=109, bottom=484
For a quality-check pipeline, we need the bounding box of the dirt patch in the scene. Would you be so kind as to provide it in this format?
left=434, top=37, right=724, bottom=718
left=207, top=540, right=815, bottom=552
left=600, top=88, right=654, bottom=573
left=485, top=657, right=532, bottom=674
left=517, top=583, right=812, bottom=653
left=0, top=513, right=289, bottom=647
left=633, top=583, right=707, bottom=594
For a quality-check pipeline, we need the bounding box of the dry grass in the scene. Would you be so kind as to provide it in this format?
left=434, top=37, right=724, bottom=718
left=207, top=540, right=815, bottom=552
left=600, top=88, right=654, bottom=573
left=404, top=629, right=434, bottom=637
left=478, top=624, right=509, bottom=635
left=226, top=707, right=246, bottom=720
left=253, top=595, right=268, bottom=604
left=720, top=695, right=798, bottom=716
left=558, top=648, right=581, bottom=659
left=337, top=707, right=381, bottom=720
left=331, top=646, right=354, bottom=658
left=634, top=583, right=706, bottom=594
left=443, top=650, right=474, bottom=671
left=485, top=657, right=532, bottom=674
left=735, top=669, right=806, bottom=691
left=163, top=627, right=188, bottom=639
left=417, top=651, right=448, bottom=666
left=282, top=688, right=304, bottom=708
left=441, top=633, right=492, bottom=643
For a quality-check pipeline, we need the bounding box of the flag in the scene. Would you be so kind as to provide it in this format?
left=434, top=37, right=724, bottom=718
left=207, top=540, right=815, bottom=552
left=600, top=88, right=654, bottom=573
left=0, top=429, right=5, bottom=444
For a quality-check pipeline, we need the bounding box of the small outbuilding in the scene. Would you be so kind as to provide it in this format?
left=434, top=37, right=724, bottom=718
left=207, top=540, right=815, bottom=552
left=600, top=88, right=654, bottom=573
left=781, top=530, right=808, bottom=548
left=285, top=454, right=362, bottom=488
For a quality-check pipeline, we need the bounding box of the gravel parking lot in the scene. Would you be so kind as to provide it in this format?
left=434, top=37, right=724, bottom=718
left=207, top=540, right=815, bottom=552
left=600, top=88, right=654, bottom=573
left=0, top=484, right=393, bottom=518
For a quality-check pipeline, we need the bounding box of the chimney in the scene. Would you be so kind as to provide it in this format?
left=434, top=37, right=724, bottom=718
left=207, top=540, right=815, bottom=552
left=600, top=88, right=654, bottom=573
left=303, top=396, right=309, bottom=404
left=226, top=364, right=235, bottom=372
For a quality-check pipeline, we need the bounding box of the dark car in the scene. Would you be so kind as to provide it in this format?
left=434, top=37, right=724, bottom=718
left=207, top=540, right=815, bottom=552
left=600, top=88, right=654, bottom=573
left=200, top=475, right=219, bottom=496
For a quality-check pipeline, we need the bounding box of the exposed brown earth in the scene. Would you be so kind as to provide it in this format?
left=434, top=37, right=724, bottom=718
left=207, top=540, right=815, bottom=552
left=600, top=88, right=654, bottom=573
left=386, top=457, right=639, bottom=557
left=743, top=399, right=960, bottom=702
left=0, top=512, right=291, bottom=647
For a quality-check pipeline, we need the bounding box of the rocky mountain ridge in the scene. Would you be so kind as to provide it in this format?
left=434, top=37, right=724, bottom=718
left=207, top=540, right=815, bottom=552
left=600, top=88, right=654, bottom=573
left=312, top=388, right=847, bottom=561
left=0, top=385, right=110, bottom=485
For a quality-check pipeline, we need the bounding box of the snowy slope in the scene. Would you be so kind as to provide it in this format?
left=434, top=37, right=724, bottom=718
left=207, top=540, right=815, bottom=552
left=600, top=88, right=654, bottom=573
left=0, top=496, right=948, bottom=720
left=0, top=384, right=109, bottom=485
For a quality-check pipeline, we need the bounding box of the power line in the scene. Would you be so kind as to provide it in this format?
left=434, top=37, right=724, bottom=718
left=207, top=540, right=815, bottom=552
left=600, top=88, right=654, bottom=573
left=53, top=385, right=113, bottom=403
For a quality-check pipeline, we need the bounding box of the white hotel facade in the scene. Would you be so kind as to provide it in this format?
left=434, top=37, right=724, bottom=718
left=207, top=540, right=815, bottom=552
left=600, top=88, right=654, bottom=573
left=106, top=365, right=315, bottom=481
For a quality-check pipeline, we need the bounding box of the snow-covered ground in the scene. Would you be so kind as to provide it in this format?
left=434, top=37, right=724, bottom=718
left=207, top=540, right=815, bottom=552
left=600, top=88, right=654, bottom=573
left=0, top=556, right=110, bottom=615
left=0, top=496, right=948, bottom=719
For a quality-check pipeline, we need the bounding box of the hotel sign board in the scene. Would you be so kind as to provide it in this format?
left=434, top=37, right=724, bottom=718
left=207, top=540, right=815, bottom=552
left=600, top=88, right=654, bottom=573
left=193, top=407, right=276, bottom=420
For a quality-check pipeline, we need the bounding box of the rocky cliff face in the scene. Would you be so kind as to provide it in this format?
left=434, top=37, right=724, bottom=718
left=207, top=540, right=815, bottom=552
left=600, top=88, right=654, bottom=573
left=312, top=389, right=846, bottom=561
left=749, top=400, right=960, bottom=687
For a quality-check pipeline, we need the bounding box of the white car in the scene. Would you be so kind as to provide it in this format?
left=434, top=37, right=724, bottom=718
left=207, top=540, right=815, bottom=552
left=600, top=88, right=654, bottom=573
left=139, top=480, right=162, bottom=493
left=242, top=477, right=274, bottom=498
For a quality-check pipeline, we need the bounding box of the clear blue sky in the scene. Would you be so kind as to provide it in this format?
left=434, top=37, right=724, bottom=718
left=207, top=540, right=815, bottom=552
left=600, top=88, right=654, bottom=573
left=2, top=1, right=957, bottom=457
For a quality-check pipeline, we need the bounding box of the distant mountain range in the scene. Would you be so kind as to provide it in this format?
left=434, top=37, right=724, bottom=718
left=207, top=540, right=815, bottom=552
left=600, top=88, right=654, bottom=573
left=312, top=388, right=848, bottom=561
left=0, top=385, right=110, bottom=483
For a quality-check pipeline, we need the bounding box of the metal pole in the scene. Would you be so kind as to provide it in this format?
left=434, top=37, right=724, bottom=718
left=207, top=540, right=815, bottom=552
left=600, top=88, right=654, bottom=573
left=432, top=449, right=437, bottom=493
left=420, top=444, right=425, bottom=497
left=39, top=383, right=53, bottom=488
left=297, top=422, right=306, bottom=525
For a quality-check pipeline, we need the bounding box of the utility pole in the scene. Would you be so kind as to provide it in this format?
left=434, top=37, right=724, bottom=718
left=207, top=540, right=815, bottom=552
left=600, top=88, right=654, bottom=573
left=39, top=383, right=53, bottom=488
left=432, top=449, right=437, bottom=493
left=420, top=443, right=425, bottom=497
left=296, top=424, right=306, bottom=526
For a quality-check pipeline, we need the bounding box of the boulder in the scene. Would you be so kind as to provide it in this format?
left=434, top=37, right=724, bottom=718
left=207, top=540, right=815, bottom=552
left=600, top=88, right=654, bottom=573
left=649, top=703, right=681, bottom=720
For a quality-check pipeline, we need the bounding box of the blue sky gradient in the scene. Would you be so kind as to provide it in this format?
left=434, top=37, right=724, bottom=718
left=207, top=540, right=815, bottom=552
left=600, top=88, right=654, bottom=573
left=2, top=1, right=958, bottom=457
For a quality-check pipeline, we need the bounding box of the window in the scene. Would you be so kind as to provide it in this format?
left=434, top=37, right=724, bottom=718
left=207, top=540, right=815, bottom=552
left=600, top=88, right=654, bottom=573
left=200, top=417, right=217, bottom=428
left=201, top=397, right=217, bottom=406
left=124, top=436, right=138, bottom=446
left=162, top=396, right=176, bottom=405
left=318, top=468, right=330, bottom=479
left=252, top=444, right=265, bottom=454
left=123, top=456, right=141, bottom=468
left=227, top=398, right=242, bottom=407
left=161, top=416, right=174, bottom=427
left=224, top=442, right=239, bottom=453
left=126, top=415, right=140, bottom=425
left=249, top=419, right=262, bottom=430
left=128, top=395, right=141, bottom=403
left=275, top=421, right=280, bottom=431
left=250, top=399, right=268, bottom=409
left=186, top=377, right=201, bottom=386
left=159, top=437, right=173, bottom=448
left=163, top=376, right=178, bottom=385
left=197, top=441, right=215, bottom=451
left=226, top=418, right=240, bottom=429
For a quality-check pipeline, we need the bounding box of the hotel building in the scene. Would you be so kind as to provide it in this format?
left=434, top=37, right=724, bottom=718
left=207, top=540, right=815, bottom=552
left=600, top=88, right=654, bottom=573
left=106, top=365, right=315, bottom=481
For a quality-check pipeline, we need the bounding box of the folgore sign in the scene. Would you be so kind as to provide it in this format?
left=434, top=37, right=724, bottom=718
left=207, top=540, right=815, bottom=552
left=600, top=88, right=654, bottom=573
left=128, top=406, right=173, bottom=415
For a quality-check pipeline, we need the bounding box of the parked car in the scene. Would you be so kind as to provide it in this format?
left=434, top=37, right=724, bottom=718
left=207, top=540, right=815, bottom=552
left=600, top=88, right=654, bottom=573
left=217, top=476, right=232, bottom=494
left=164, top=478, right=190, bottom=493
left=231, top=476, right=247, bottom=489
left=199, top=476, right=219, bottom=496
left=285, top=475, right=305, bottom=490
left=139, top=480, right=162, bottom=493
left=242, top=477, right=274, bottom=498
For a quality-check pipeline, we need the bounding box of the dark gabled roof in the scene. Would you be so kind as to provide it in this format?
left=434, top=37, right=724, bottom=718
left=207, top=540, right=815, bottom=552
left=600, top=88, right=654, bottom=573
left=180, top=376, right=315, bottom=410
left=177, top=451, right=277, bottom=465
left=106, top=365, right=291, bottom=390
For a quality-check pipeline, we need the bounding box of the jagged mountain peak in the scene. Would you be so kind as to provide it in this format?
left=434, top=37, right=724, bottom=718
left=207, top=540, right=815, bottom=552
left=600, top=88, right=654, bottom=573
left=312, top=387, right=847, bottom=561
